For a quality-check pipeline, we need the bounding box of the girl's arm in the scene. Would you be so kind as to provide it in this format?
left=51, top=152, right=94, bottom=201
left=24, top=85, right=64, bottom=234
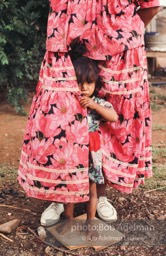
left=79, top=96, right=118, bottom=122
left=137, top=6, right=160, bottom=27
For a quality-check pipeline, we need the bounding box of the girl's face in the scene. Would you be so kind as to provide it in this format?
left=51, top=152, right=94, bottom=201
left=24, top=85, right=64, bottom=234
left=78, top=81, right=95, bottom=97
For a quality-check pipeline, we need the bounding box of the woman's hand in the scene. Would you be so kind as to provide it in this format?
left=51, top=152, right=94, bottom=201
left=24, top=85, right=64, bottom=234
left=137, top=6, right=160, bottom=27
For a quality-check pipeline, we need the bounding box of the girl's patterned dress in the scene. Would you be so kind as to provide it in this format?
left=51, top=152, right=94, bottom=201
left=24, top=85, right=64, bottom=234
left=18, top=0, right=160, bottom=203
left=88, top=97, right=113, bottom=184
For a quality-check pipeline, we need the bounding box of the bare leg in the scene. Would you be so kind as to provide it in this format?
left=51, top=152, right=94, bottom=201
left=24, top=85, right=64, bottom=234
left=97, top=181, right=107, bottom=198
left=87, top=181, right=97, bottom=219
left=64, top=203, right=74, bottom=220
left=56, top=203, right=74, bottom=235
left=86, top=181, right=98, bottom=239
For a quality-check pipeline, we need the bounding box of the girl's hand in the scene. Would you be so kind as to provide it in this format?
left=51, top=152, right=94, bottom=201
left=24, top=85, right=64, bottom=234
left=79, top=96, right=118, bottom=122
left=79, top=96, right=97, bottom=110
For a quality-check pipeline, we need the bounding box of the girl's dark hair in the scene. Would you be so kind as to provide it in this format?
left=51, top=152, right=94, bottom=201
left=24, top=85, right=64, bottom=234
left=69, top=38, right=102, bottom=96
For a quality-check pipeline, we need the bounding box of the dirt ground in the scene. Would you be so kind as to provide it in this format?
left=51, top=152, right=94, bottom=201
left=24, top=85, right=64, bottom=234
left=0, top=85, right=166, bottom=256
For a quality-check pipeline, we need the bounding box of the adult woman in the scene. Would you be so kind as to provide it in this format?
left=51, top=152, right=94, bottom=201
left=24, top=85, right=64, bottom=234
left=18, top=0, right=160, bottom=225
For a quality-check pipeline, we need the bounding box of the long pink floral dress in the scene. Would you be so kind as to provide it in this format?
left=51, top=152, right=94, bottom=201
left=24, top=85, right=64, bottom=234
left=18, top=0, right=160, bottom=203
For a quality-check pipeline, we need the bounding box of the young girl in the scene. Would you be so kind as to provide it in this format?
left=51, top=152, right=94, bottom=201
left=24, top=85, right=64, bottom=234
left=64, top=53, right=118, bottom=221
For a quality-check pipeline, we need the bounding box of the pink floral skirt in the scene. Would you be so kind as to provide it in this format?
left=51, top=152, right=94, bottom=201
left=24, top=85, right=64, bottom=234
left=18, top=47, right=152, bottom=203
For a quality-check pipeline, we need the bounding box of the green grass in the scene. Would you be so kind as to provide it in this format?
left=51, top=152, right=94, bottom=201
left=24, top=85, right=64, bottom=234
left=152, top=147, right=166, bottom=163
left=152, top=124, right=166, bottom=131
left=144, top=164, right=166, bottom=190
left=151, top=102, right=162, bottom=111
left=154, top=94, right=166, bottom=101
left=144, top=143, right=166, bottom=190
left=150, top=90, right=166, bottom=111
left=0, top=164, right=18, bottom=188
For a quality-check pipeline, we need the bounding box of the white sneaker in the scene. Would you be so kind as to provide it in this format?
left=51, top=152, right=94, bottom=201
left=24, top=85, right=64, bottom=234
left=40, top=203, right=64, bottom=226
left=97, top=196, right=117, bottom=222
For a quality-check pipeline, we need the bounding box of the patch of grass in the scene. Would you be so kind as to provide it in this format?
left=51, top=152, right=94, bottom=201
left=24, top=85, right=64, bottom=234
left=152, top=147, right=166, bottom=162
left=150, top=86, right=166, bottom=111
left=0, top=164, right=17, bottom=188
left=144, top=165, right=166, bottom=190
left=155, top=94, right=166, bottom=101
left=151, top=102, right=162, bottom=111
left=152, top=124, right=166, bottom=131
left=143, top=142, right=166, bottom=190
left=150, top=88, right=155, bottom=94
left=144, top=144, right=166, bottom=190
